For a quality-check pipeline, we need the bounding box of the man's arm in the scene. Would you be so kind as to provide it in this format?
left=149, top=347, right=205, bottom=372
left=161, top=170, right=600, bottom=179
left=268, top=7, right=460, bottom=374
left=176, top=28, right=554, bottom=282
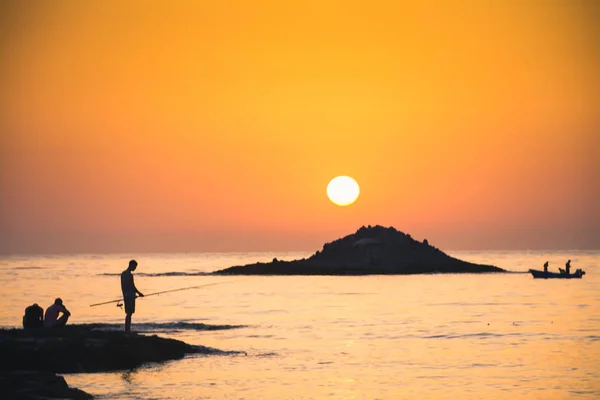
left=60, top=304, right=71, bottom=316
left=133, top=276, right=144, bottom=297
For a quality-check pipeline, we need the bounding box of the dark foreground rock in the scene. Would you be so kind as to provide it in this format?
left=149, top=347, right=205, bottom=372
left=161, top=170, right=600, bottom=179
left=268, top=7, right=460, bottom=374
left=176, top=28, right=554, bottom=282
left=0, top=324, right=230, bottom=399
left=0, top=324, right=208, bottom=373
left=0, top=370, right=93, bottom=400
left=214, top=225, right=505, bottom=275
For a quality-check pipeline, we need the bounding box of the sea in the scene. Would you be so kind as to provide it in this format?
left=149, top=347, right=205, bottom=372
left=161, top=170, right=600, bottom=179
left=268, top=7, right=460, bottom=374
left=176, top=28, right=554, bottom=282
left=1, top=250, right=599, bottom=400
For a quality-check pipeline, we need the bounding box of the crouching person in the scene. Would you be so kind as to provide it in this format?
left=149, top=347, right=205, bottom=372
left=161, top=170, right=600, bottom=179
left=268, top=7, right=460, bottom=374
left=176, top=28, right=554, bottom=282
left=23, top=303, right=44, bottom=330
left=44, top=298, right=71, bottom=328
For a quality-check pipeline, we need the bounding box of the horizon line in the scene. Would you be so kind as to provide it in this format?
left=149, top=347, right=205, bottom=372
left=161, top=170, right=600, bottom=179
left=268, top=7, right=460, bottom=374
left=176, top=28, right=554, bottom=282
left=1, top=248, right=599, bottom=257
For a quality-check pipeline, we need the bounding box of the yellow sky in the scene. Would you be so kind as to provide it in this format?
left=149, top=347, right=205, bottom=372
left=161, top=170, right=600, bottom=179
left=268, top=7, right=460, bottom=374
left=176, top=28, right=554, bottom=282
left=1, top=0, right=598, bottom=253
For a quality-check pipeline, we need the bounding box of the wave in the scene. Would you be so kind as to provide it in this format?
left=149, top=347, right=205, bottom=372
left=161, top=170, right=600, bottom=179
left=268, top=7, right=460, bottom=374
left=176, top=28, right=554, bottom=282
left=416, top=332, right=542, bottom=340
left=188, top=346, right=248, bottom=356
left=75, top=322, right=246, bottom=333
left=423, top=332, right=506, bottom=339
left=417, top=332, right=600, bottom=341
left=99, top=272, right=211, bottom=277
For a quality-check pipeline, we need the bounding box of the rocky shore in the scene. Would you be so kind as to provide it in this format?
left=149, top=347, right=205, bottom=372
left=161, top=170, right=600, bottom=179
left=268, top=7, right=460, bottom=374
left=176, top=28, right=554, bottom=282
left=0, top=324, right=223, bottom=399
left=0, top=370, right=93, bottom=400
left=214, top=225, right=504, bottom=275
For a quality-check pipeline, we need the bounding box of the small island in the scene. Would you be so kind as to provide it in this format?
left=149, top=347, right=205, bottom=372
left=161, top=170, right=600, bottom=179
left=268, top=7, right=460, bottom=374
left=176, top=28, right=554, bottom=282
left=213, top=225, right=504, bottom=275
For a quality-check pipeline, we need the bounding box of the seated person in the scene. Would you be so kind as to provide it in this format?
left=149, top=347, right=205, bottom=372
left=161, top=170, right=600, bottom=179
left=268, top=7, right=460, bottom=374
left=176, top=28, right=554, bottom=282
left=23, top=303, right=44, bottom=330
left=44, top=298, right=71, bottom=328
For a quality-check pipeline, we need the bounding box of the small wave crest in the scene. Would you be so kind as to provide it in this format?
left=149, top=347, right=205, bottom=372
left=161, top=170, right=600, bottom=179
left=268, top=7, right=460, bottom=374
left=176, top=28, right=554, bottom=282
left=77, top=322, right=246, bottom=333
left=422, top=332, right=531, bottom=339
left=99, top=272, right=210, bottom=277
left=189, top=345, right=248, bottom=356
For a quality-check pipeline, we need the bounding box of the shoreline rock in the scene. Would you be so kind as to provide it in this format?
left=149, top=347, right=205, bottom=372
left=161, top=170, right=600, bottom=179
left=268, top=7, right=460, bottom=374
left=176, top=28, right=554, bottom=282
left=0, top=325, right=206, bottom=373
left=0, top=370, right=93, bottom=400
left=0, top=324, right=228, bottom=399
left=214, top=225, right=505, bottom=275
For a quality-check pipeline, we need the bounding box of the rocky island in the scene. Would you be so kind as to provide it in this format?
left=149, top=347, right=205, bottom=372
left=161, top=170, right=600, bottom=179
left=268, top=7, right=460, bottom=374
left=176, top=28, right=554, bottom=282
left=214, top=225, right=504, bottom=275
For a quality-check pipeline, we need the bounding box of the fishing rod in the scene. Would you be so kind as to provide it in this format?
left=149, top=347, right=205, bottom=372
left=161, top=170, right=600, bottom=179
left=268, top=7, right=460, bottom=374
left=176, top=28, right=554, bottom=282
left=89, top=281, right=235, bottom=307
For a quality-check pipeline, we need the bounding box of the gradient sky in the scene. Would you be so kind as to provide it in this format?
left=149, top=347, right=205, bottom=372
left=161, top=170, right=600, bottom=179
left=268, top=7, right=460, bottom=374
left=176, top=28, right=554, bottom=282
left=1, top=1, right=598, bottom=254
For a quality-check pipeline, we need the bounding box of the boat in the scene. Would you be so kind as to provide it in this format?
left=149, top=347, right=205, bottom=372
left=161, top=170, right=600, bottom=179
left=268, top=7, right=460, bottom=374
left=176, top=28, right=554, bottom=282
left=529, top=268, right=586, bottom=279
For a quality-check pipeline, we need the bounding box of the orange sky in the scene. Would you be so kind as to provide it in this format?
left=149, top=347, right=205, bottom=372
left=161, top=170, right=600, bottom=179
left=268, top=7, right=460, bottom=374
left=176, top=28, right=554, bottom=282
left=1, top=1, right=598, bottom=253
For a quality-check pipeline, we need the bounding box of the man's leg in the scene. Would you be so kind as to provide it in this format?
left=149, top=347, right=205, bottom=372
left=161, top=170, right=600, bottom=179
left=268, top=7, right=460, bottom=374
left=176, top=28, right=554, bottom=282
left=55, top=314, right=69, bottom=327
left=124, top=297, right=135, bottom=332
left=125, top=313, right=132, bottom=332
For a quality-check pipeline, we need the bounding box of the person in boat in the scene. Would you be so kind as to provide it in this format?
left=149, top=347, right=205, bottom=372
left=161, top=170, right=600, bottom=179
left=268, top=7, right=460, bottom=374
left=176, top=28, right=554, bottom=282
left=44, top=298, right=71, bottom=328
left=565, top=259, right=571, bottom=275
left=543, top=261, right=549, bottom=273
left=121, top=259, right=144, bottom=332
left=22, top=303, right=44, bottom=330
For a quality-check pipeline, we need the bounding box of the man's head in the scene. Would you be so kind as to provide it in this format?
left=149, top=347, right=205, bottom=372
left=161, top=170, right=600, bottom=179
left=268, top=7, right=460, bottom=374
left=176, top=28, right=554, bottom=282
left=54, top=298, right=63, bottom=305
left=128, top=259, right=138, bottom=271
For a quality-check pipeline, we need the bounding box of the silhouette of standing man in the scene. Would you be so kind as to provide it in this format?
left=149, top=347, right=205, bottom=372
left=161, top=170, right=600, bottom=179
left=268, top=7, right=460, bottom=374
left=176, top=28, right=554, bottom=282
left=565, top=259, right=571, bottom=275
left=121, top=259, right=144, bottom=332
left=543, top=261, right=549, bottom=273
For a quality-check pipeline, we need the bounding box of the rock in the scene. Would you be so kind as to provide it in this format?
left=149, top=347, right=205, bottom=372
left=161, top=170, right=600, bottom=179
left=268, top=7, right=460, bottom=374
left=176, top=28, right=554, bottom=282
left=0, top=370, right=93, bottom=399
left=213, top=225, right=504, bottom=275
left=0, top=324, right=241, bottom=399
left=0, top=325, right=205, bottom=373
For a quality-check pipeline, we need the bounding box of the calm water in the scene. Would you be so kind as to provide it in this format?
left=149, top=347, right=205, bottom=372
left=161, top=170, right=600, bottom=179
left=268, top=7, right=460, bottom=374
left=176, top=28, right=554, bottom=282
left=1, top=251, right=599, bottom=399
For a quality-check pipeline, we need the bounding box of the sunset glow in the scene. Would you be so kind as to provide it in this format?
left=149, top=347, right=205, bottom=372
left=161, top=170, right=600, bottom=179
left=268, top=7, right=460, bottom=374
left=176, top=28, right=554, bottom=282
left=0, top=1, right=598, bottom=253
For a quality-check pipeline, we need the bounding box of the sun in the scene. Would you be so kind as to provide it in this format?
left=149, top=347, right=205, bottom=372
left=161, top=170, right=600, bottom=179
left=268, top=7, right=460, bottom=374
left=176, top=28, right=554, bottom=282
left=327, top=176, right=360, bottom=206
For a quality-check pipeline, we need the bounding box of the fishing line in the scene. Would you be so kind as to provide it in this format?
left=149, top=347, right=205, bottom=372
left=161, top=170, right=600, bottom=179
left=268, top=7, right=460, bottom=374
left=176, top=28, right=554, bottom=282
left=89, top=281, right=235, bottom=307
